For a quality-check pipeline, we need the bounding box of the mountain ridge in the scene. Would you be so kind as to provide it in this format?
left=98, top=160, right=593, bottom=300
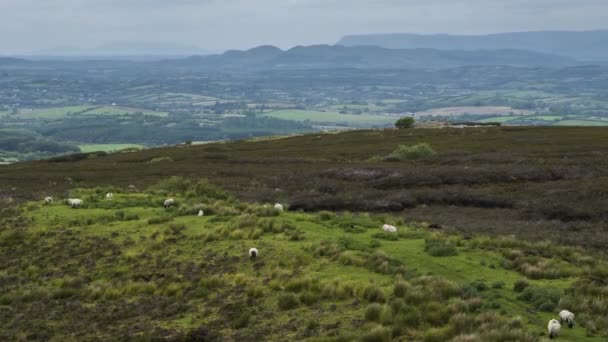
left=338, top=30, right=608, bottom=61
left=163, top=44, right=580, bottom=70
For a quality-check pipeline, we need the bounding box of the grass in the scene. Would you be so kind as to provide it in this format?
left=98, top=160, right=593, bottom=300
left=19, top=106, right=96, bottom=119
left=81, top=106, right=168, bottom=117
left=263, top=109, right=395, bottom=127
left=78, top=144, right=145, bottom=153
left=0, top=186, right=605, bottom=340
left=16, top=105, right=166, bottom=119
left=553, top=120, right=608, bottom=126
left=3, top=126, right=608, bottom=250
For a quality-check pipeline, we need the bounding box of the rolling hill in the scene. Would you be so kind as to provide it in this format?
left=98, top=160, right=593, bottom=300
left=164, top=44, right=579, bottom=70
left=1, top=126, right=607, bottom=340
left=338, top=30, right=608, bottom=62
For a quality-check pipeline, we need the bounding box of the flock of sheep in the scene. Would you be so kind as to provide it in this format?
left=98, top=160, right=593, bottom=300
left=43, top=194, right=577, bottom=339
left=45, top=194, right=276, bottom=265
left=548, top=310, right=576, bottom=339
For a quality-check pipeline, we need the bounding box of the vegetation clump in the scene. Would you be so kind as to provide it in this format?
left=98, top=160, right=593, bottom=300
left=386, top=143, right=436, bottom=161
left=395, top=117, right=415, bottom=129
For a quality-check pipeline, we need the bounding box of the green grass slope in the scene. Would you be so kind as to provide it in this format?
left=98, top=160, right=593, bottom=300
left=2, top=127, right=608, bottom=250
left=1, top=182, right=607, bottom=340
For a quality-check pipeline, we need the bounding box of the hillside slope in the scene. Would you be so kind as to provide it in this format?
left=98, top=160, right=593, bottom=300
left=0, top=182, right=606, bottom=340
left=1, top=126, right=608, bottom=249
left=163, top=45, right=578, bottom=69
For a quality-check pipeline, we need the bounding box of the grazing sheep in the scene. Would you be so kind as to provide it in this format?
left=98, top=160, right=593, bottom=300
left=249, top=248, right=259, bottom=262
left=548, top=319, right=561, bottom=339
left=198, top=210, right=204, bottom=217
left=44, top=197, right=53, bottom=205
left=559, top=310, right=575, bottom=328
left=274, top=203, right=284, bottom=212
left=67, top=198, right=83, bottom=208
left=106, top=192, right=114, bottom=200
left=163, top=198, right=175, bottom=208
left=383, top=224, right=397, bottom=233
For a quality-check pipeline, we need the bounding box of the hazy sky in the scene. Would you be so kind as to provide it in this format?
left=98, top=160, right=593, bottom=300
left=1, top=0, right=607, bottom=53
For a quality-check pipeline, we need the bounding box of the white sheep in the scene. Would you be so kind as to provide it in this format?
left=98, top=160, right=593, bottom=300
left=249, top=248, right=259, bottom=262
left=163, top=198, right=175, bottom=208
left=548, top=319, right=561, bottom=339
left=67, top=198, right=83, bottom=208
left=44, top=197, right=53, bottom=205
left=383, top=224, right=397, bottom=233
left=274, top=203, right=284, bottom=212
left=198, top=210, right=204, bottom=217
left=559, top=310, right=575, bottom=328
left=106, top=192, right=114, bottom=200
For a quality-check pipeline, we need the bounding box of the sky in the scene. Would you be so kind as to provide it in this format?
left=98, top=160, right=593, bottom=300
left=0, top=0, right=607, bottom=54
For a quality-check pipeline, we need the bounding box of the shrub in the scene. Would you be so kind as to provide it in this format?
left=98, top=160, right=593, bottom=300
left=277, top=293, right=299, bottom=310
left=365, top=303, right=383, bottom=322
left=393, top=280, right=410, bottom=298
left=386, top=143, right=436, bottom=161
left=517, top=287, right=561, bottom=312
left=299, top=291, right=320, bottom=306
left=194, top=178, right=230, bottom=200
left=513, top=279, right=529, bottom=293
left=246, top=286, right=264, bottom=299
left=232, top=311, right=251, bottom=329
left=318, top=211, right=335, bottom=221
left=425, top=237, right=458, bottom=257
left=361, top=325, right=391, bottom=342
left=395, top=117, right=415, bottom=129
left=363, top=285, right=386, bottom=303
left=148, top=176, right=191, bottom=193
left=492, top=281, right=506, bottom=289
left=470, top=281, right=488, bottom=292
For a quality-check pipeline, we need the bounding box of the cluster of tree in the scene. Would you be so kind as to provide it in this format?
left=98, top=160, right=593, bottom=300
left=32, top=115, right=313, bottom=146
left=0, top=129, right=79, bottom=154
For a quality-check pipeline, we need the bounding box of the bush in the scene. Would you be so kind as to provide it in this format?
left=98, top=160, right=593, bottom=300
left=277, top=293, right=299, bottom=310
left=492, top=281, right=506, bottom=289
left=361, top=325, right=391, bottom=342
left=363, top=285, right=386, bottom=303
left=299, top=291, right=320, bottom=306
left=194, top=178, right=230, bottom=200
left=393, top=280, right=410, bottom=298
left=513, top=279, right=529, bottom=293
left=148, top=176, right=191, bottom=193
left=517, top=287, right=561, bottom=312
left=425, top=237, right=458, bottom=257
left=395, top=117, right=415, bottom=129
left=386, top=143, right=436, bottom=161
left=470, top=281, right=488, bottom=292
left=318, top=211, right=336, bottom=221
left=365, top=303, right=383, bottom=322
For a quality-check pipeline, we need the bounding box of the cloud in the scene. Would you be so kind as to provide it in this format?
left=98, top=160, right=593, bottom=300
left=0, top=0, right=606, bottom=53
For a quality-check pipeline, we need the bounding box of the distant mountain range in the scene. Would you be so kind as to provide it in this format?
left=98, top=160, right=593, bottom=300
left=338, top=30, right=608, bottom=61
left=164, top=44, right=579, bottom=70
left=28, top=41, right=212, bottom=57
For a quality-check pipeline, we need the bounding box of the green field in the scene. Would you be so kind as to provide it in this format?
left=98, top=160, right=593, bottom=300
left=20, top=106, right=96, bottom=119
left=18, top=106, right=166, bottom=119
left=78, top=144, right=145, bottom=153
left=1, top=184, right=604, bottom=340
left=553, top=120, right=608, bottom=126
left=263, top=110, right=396, bottom=127
left=478, top=116, right=524, bottom=123
left=81, top=106, right=168, bottom=117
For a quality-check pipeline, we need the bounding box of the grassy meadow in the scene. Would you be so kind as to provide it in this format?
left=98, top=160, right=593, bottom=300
left=263, top=110, right=396, bottom=127
left=16, top=106, right=166, bottom=119
left=1, top=181, right=607, bottom=340
left=78, top=144, right=145, bottom=153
